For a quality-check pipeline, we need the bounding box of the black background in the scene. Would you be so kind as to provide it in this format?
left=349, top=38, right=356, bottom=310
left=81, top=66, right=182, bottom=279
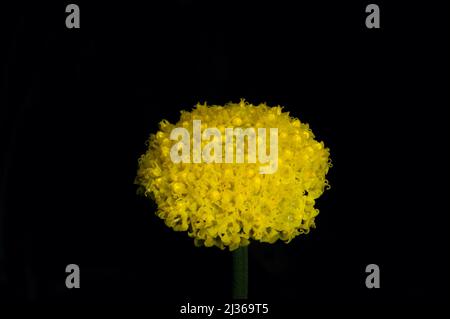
left=1, top=0, right=449, bottom=313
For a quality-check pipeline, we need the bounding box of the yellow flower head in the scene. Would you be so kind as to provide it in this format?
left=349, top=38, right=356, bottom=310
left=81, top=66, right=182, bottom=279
left=135, top=100, right=331, bottom=251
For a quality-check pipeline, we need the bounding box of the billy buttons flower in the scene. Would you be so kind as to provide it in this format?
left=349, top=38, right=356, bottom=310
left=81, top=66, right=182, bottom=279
left=135, top=100, right=331, bottom=251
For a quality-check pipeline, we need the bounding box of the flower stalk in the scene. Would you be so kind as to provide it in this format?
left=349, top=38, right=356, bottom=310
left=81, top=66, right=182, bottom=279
left=232, top=246, right=248, bottom=299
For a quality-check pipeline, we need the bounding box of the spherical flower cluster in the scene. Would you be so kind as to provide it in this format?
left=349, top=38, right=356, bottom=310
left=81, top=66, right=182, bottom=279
left=135, top=100, right=331, bottom=250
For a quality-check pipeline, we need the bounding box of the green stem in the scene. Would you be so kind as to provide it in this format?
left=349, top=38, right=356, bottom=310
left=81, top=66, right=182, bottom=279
left=232, top=246, right=248, bottom=299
